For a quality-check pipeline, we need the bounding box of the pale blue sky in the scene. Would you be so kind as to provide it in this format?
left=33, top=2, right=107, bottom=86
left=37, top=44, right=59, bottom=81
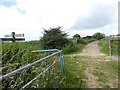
left=0, top=2, right=16, bottom=7
left=0, top=0, right=119, bottom=41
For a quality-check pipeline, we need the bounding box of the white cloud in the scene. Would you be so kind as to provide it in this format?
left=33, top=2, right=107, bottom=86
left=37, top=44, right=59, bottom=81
left=0, top=0, right=119, bottom=41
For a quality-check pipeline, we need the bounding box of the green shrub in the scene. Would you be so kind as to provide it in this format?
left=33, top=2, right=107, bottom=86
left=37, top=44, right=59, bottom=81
left=40, top=27, right=69, bottom=49
left=62, top=39, right=94, bottom=54
left=87, top=39, right=95, bottom=43
left=77, top=39, right=87, bottom=44
left=2, top=41, right=64, bottom=89
left=62, top=42, right=78, bottom=54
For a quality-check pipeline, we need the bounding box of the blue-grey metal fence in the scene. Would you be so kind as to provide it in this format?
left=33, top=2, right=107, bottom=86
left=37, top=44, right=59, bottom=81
left=1, top=49, right=65, bottom=89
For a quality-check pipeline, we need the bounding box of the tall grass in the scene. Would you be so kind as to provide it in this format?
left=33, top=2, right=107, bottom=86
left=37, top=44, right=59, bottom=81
left=61, top=56, right=88, bottom=88
left=2, top=41, right=64, bottom=89
left=98, top=39, right=120, bottom=56
left=1, top=39, right=93, bottom=89
left=62, top=43, right=86, bottom=55
left=62, top=39, right=93, bottom=55
left=98, top=39, right=110, bottom=55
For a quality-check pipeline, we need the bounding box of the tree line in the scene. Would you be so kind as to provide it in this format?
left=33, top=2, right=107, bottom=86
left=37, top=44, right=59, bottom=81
left=40, top=26, right=105, bottom=50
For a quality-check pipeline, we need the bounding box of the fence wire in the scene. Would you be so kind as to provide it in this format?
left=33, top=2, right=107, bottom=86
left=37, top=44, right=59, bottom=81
left=1, top=42, right=65, bottom=89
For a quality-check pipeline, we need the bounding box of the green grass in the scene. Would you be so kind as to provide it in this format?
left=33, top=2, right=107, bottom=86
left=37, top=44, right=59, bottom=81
left=62, top=43, right=86, bottom=55
left=92, top=60, right=119, bottom=88
left=2, top=39, right=118, bottom=88
left=62, top=39, right=94, bottom=55
left=100, top=83, right=110, bottom=88
left=61, top=56, right=88, bottom=88
left=98, top=39, right=109, bottom=55
left=99, top=61, right=119, bottom=75
left=92, top=60, right=120, bottom=88
left=2, top=41, right=43, bottom=66
left=98, top=39, right=120, bottom=56
left=1, top=39, right=93, bottom=89
left=2, top=41, right=64, bottom=89
left=92, top=70, right=108, bottom=83
left=111, top=40, right=120, bottom=56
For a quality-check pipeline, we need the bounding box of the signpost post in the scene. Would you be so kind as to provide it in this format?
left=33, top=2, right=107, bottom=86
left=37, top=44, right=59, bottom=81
left=0, top=32, right=25, bottom=43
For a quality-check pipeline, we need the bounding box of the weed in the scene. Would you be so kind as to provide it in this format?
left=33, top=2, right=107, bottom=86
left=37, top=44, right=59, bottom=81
left=92, top=70, right=108, bottom=83
left=63, top=56, right=88, bottom=88
left=100, top=83, right=110, bottom=88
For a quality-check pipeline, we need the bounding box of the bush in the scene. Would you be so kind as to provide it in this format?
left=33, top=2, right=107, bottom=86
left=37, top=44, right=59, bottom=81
left=86, top=39, right=95, bottom=43
left=40, top=27, right=69, bottom=49
left=62, top=40, right=78, bottom=54
left=77, top=39, right=87, bottom=44
left=93, top=32, right=105, bottom=40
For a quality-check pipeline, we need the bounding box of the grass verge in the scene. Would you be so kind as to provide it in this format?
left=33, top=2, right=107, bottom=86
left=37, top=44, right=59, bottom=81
left=93, top=60, right=118, bottom=88
left=92, top=70, right=108, bottom=83
left=61, top=56, right=88, bottom=88
left=62, top=43, right=86, bottom=55
left=98, top=39, right=109, bottom=55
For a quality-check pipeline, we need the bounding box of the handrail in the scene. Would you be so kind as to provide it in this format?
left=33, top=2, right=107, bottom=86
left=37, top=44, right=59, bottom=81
left=0, top=49, right=64, bottom=81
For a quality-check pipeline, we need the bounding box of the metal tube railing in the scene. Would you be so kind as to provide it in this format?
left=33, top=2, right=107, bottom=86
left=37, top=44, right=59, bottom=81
left=20, top=60, right=56, bottom=89
left=0, top=50, right=63, bottom=81
left=31, top=49, right=60, bottom=53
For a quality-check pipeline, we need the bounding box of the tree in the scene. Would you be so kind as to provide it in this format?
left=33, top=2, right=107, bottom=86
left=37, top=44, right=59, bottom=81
left=40, top=27, right=69, bottom=49
left=73, top=34, right=81, bottom=39
left=116, top=34, right=120, bottom=36
left=82, top=36, right=93, bottom=40
left=92, top=32, right=105, bottom=40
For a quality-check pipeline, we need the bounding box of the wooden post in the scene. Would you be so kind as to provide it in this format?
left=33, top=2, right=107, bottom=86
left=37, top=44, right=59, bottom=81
left=0, top=32, right=25, bottom=42
left=11, top=32, right=15, bottom=43
left=109, top=40, right=112, bottom=57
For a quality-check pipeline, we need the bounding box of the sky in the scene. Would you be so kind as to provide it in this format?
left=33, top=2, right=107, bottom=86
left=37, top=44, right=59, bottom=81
left=0, top=0, right=119, bottom=41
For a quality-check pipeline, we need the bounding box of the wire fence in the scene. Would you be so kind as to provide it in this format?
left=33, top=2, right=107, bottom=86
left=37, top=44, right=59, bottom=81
left=105, top=36, right=120, bottom=57
left=109, top=40, right=120, bottom=57
left=0, top=42, right=65, bottom=89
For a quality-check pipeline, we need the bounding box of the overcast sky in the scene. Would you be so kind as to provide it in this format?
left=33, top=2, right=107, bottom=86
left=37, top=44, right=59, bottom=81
left=0, top=0, right=119, bottom=41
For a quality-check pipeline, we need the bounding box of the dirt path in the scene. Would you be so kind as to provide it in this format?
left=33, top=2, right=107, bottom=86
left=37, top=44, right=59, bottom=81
left=70, top=41, right=106, bottom=57
left=68, top=41, right=118, bottom=88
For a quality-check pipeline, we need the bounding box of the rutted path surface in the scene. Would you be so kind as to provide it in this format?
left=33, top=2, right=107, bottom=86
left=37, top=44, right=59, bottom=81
left=70, top=41, right=106, bottom=57
left=68, top=41, right=118, bottom=88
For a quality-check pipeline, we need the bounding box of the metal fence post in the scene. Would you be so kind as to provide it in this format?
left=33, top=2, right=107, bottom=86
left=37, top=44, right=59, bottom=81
left=60, top=51, right=65, bottom=76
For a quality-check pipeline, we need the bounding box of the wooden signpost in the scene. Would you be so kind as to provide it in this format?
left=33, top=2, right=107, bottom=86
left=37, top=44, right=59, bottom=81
left=0, top=32, right=25, bottom=43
